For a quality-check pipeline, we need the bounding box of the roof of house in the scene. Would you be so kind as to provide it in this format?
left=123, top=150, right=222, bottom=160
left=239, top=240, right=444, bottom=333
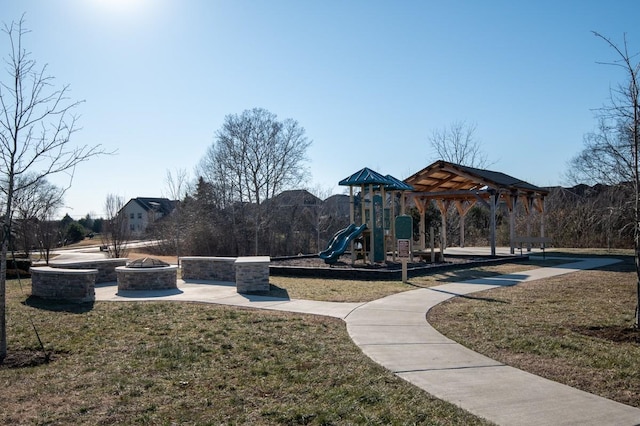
left=266, top=189, right=322, bottom=206
left=128, top=197, right=177, bottom=215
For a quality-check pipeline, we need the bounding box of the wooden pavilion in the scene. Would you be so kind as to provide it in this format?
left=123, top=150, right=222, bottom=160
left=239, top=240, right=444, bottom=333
left=404, top=160, right=549, bottom=256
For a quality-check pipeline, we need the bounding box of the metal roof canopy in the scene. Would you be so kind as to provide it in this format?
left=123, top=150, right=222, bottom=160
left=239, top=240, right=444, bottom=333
left=339, top=167, right=392, bottom=187
left=404, top=160, right=548, bottom=200
left=339, top=167, right=414, bottom=191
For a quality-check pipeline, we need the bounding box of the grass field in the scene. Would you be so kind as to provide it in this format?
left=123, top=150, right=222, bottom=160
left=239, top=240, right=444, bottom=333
left=1, top=278, right=488, bottom=425
left=6, top=245, right=638, bottom=423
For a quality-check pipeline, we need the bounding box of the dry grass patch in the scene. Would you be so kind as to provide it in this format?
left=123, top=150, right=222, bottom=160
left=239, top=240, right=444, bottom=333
left=428, top=253, right=640, bottom=407
left=1, top=279, right=489, bottom=425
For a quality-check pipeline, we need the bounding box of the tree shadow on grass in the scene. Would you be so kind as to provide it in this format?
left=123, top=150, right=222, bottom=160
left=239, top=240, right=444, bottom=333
left=23, top=295, right=94, bottom=314
left=548, top=251, right=635, bottom=272
left=0, top=347, right=66, bottom=369
left=573, top=325, right=640, bottom=344
left=426, top=286, right=510, bottom=304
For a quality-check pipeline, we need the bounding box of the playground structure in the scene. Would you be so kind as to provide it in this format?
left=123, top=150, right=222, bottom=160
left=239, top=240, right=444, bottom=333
left=318, top=167, right=414, bottom=265
left=319, top=161, right=550, bottom=264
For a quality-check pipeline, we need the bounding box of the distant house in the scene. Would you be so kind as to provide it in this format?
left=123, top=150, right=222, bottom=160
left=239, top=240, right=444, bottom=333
left=267, top=189, right=323, bottom=208
left=119, top=197, right=177, bottom=236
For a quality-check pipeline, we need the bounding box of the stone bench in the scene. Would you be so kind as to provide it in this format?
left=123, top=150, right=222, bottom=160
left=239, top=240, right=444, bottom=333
left=30, top=266, right=98, bottom=303
left=49, top=258, right=128, bottom=283
left=234, top=256, right=270, bottom=294
left=180, top=256, right=236, bottom=282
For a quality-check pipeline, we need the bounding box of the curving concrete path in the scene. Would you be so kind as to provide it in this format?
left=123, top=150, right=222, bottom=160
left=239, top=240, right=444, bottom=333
left=94, top=256, right=640, bottom=425
left=345, top=257, right=640, bottom=426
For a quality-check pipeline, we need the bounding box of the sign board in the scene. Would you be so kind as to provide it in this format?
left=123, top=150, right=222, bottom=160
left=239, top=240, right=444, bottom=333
left=397, top=239, right=410, bottom=258
left=395, top=215, right=413, bottom=240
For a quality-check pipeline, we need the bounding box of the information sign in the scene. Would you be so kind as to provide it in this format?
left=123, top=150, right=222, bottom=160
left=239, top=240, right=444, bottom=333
left=397, top=239, right=410, bottom=258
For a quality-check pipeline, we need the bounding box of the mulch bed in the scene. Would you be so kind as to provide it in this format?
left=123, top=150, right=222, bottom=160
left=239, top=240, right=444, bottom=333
left=271, top=254, right=462, bottom=269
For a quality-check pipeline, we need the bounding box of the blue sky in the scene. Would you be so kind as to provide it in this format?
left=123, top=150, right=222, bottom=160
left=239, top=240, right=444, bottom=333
left=1, top=0, right=638, bottom=219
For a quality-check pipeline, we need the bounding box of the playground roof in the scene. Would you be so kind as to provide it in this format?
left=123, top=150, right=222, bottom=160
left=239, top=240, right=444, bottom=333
left=384, top=174, right=414, bottom=191
left=339, top=167, right=413, bottom=191
left=404, top=160, right=549, bottom=199
left=339, top=167, right=390, bottom=186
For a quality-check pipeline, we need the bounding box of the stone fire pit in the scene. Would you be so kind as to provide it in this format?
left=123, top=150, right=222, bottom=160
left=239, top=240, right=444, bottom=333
left=116, top=257, right=178, bottom=291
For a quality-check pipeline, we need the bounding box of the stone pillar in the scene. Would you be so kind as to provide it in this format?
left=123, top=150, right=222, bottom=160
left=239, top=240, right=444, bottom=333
left=235, top=256, right=270, bottom=293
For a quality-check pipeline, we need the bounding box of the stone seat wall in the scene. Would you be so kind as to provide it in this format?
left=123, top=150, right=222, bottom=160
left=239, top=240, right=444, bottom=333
left=49, top=258, right=127, bottom=283
left=31, top=266, right=97, bottom=303
left=116, top=265, right=178, bottom=291
left=180, top=257, right=236, bottom=282
left=180, top=256, right=271, bottom=294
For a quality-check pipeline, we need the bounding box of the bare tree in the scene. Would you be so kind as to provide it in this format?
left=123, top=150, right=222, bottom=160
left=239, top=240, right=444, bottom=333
left=13, top=175, right=64, bottom=261
left=163, top=168, right=188, bottom=264
left=101, top=194, right=129, bottom=259
left=199, top=108, right=311, bottom=255
left=570, top=32, right=640, bottom=328
left=428, top=121, right=489, bottom=168
left=0, top=17, right=105, bottom=362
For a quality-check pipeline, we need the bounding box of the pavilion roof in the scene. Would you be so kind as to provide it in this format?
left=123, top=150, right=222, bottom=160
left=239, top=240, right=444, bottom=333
left=404, top=160, right=548, bottom=198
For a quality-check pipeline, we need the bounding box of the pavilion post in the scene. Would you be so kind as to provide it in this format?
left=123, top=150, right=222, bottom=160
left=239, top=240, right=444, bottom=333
left=490, top=190, right=497, bottom=257
left=436, top=199, right=449, bottom=251
left=508, top=192, right=517, bottom=255
left=539, top=197, right=546, bottom=247
left=416, top=197, right=426, bottom=251
left=526, top=196, right=533, bottom=252
left=455, top=200, right=475, bottom=249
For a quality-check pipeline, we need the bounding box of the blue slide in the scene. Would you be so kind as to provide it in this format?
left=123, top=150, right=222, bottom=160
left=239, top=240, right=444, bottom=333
left=318, top=223, right=367, bottom=264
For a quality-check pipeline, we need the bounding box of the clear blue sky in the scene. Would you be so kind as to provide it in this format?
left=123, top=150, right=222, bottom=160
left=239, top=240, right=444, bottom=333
left=1, top=0, right=638, bottom=219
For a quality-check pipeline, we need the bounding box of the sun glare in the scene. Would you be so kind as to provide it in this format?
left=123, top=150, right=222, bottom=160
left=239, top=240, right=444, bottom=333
left=84, top=0, right=172, bottom=33
left=92, top=0, right=153, bottom=17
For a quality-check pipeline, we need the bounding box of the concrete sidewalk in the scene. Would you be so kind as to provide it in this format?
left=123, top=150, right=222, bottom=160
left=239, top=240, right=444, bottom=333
left=346, top=257, right=640, bottom=426
left=95, top=280, right=365, bottom=319
left=94, top=256, right=640, bottom=425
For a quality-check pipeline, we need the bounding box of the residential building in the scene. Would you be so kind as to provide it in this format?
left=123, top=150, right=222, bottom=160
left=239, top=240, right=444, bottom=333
left=119, top=197, right=177, bottom=236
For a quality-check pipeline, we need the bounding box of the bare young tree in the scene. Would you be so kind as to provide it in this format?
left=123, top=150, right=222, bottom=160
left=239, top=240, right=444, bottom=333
left=570, top=32, right=640, bottom=328
left=163, top=168, right=189, bottom=263
left=101, top=194, right=130, bottom=259
left=13, top=175, right=64, bottom=261
left=0, top=17, right=105, bottom=362
left=428, top=121, right=489, bottom=168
